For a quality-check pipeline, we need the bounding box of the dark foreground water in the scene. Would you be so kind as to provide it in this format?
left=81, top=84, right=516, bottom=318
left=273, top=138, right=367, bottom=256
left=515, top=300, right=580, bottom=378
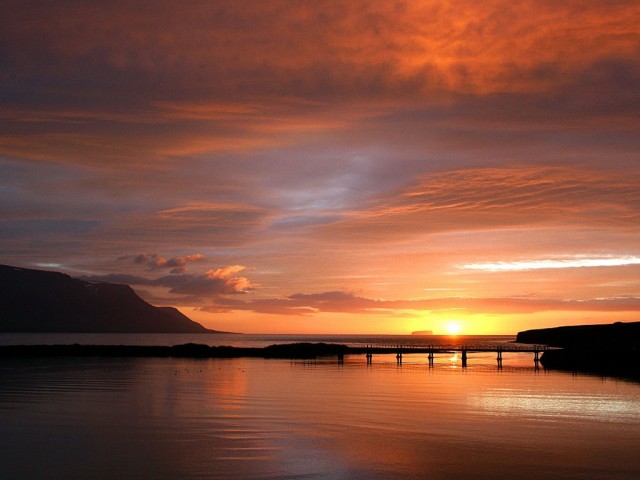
left=1, top=334, right=639, bottom=479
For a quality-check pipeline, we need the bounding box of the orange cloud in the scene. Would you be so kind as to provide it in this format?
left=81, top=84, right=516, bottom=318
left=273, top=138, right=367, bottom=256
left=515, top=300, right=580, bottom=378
left=4, top=1, right=637, bottom=96
left=207, top=265, right=247, bottom=278
left=204, top=266, right=256, bottom=293
left=318, top=166, right=640, bottom=243
left=2, top=1, right=638, bottom=166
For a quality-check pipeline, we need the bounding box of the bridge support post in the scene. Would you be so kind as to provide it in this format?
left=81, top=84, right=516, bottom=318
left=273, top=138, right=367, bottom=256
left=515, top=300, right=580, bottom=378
left=428, top=348, right=434, bottom=367
left=366, top=345, right=372, bottom=365
left=534, top=347, right=540, bottom=370
left=461, top=349, right=467, bottom=368
left=497, top=348, right=503, bottom=368
left=396, top=346, right=402, bottom=365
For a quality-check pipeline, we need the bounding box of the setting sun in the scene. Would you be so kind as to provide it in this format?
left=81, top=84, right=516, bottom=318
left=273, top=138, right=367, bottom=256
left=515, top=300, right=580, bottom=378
left=446, top=322, right=461, bottom=335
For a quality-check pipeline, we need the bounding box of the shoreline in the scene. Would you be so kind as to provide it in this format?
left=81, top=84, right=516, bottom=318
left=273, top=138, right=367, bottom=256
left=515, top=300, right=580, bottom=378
left=3, top=341, right=638, bottom=382
left=0, top=342, right=350, bottom=359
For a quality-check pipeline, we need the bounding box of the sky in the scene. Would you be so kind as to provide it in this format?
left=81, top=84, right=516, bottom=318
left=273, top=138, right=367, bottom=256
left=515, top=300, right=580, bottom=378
left=1, top=1, right=640, bottom=334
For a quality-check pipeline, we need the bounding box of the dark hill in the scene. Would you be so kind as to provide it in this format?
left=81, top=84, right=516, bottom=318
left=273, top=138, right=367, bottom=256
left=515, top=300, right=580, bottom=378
left=517, top=321, right=640, bottom=379
left=516, top=321, right=640, bottom=348
left=0, top=264, right=218, bottom=333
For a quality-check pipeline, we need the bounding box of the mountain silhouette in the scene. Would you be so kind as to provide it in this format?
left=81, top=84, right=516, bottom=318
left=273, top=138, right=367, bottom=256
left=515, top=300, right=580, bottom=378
left=0, top=264, right=219, bottom=333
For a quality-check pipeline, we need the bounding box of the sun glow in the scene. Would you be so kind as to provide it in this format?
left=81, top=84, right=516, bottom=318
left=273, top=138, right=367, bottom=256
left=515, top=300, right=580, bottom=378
left=446, top=322, right=461, bottom=335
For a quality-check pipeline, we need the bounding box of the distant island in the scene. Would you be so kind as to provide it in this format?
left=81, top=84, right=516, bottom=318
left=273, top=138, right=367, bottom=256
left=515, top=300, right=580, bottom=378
left=0, top=264, right=222, bottom=333
left=412, top=330, right=433, bottom=336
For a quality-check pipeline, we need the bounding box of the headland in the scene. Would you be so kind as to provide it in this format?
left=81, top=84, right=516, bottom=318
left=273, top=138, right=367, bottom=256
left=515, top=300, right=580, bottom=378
left=517, top=321, right=640, bottom=379
left=0, top=264, right=222, bottom=333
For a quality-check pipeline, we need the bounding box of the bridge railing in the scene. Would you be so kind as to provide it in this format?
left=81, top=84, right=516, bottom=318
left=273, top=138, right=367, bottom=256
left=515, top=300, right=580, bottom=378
left=349, top=343, right=552, bottom=352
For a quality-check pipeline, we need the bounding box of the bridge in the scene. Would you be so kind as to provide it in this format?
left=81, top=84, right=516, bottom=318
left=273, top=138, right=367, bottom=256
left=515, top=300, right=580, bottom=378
left=339, top=344, right=551, bottom=367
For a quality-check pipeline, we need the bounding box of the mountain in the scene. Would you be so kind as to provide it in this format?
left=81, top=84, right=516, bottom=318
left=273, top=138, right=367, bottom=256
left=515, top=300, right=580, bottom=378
left=0, top=264, right=220, bottom=333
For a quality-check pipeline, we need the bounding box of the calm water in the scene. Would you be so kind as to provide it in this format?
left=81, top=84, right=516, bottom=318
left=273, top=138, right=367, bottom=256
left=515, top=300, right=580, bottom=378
left=1, top=334, right=639, bottom=479
left=0, top=332, right=517, bottom=348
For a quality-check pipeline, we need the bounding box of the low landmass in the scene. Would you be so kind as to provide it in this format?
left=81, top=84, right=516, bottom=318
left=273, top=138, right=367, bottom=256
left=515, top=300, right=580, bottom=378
left=0, top=327, right=639, bottom=381
left=517, top=321, right=640, bottom=379
left=0, top=264, right=222, bottom=333
left=412, top=330, right=433, bottom=336
left=516, top=321, right=640, bottom=348
left=0, top=342, right=350, bottom=359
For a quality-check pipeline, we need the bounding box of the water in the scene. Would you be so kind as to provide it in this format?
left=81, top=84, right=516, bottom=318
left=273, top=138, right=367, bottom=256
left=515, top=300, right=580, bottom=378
left=1, top=334, right=639, bottom=479
left=0, top=332, right=516, bottom=349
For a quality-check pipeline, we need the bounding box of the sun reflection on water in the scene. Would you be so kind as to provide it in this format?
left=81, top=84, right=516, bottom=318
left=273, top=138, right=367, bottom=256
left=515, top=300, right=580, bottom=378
left=449, top=352, right=459, bottom=365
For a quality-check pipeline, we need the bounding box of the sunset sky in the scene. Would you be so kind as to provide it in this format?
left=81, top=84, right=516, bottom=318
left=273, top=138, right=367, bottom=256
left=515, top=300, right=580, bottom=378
left=1, top=1, right=639, bottom=334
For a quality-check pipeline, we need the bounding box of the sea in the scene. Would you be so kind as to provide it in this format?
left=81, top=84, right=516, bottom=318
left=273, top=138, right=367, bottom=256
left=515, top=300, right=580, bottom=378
left=1, top=333, right=639, bottom=479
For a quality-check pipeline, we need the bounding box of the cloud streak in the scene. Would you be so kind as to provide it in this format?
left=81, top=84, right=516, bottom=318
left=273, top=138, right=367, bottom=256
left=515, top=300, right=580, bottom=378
left=201, top=291, right=640, bottom=317
left=317, top=166, right=640, bottom=243
left=461, top=256, right=640, bottom=272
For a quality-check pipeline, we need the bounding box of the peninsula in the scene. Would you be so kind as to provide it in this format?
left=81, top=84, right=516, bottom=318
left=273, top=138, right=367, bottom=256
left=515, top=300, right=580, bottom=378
left=0, top=264, right=220, bottom=333
left=516, top=321, right=640, bottom=348
left=517, top=321, right=640, bottom=378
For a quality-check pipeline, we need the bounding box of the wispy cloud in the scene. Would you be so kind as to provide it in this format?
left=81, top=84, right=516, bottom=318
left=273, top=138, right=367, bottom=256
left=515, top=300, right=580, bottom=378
left=461, top=256, right=640, bottom=272
left=317, top=166, right=640, bottom=243
left=199, top=291, right=640, bottom=316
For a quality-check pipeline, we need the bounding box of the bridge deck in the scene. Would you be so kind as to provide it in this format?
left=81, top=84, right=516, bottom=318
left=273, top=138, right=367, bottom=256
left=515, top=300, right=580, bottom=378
left=345, top=344, right=550, bottom=355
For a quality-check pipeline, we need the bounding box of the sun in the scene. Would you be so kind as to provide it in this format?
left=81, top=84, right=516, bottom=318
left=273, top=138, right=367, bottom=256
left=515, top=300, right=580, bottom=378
left=445, top=322, right=461, bottom=335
